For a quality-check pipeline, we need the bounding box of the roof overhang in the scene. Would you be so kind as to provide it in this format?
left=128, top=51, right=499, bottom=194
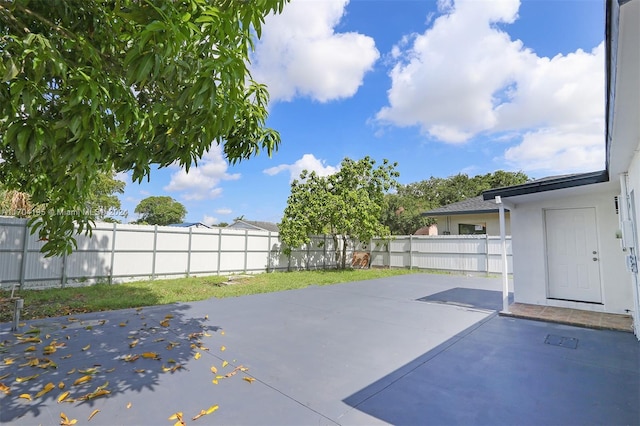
left=423, top=209, right=507, bottom=217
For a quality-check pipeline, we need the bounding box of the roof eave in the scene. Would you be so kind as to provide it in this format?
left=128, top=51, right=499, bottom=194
left=482, top=170, right=609, bottom=201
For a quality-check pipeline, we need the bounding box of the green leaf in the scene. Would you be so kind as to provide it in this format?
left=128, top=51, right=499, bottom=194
left=2, top=58, right=19, bottom=82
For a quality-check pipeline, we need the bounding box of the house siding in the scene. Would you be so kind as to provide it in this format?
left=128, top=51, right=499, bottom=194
left=436, top=213, right=511, bottom=236
left=510, top=189, right=631, bottom=314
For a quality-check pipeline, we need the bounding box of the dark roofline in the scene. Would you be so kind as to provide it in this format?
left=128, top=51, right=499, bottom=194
left=482, top=170, right=609, bottom=201
left=423, top=208, right=506, bottom=217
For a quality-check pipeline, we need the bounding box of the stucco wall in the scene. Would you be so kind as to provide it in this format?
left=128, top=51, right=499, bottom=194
left=435, top=213, right=511, bottom=236
left=510, top=188, right=632, bottom=314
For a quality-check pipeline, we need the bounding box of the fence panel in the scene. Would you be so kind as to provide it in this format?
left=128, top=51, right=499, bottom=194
left=0, top=217, right=512, bottom=289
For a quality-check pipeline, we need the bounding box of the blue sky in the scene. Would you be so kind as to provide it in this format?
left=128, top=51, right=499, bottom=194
left=116, top=0, right=605, bottom=226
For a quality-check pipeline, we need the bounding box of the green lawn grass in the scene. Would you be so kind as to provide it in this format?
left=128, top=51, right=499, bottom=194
left=0, top=268, right=423, bottom=323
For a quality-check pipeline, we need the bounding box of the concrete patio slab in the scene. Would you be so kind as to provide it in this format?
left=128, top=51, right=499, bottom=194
left=0, top=274, right=637, bottom=426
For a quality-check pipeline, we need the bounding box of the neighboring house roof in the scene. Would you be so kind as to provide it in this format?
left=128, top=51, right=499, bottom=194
left=228, top=220, right=279, bottom=233
left=168, top=222, right=211, bottom=228
left=422, top=196, right=507, bottom=217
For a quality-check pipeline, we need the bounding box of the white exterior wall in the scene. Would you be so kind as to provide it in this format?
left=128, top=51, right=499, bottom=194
left=436, top=213, right=511, bottom=236
left=510, top=189, right=631, bottom=314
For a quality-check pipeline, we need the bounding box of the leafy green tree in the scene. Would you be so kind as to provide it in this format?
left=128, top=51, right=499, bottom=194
left=382, top=171, right=529, bottom=234
left=134, top=196, right=186, bottom=226
left=1, top=170, right=125, bottom=220
left=280, top=157, right=399, bottom=269
left=0, top=0, right=288, bottom=256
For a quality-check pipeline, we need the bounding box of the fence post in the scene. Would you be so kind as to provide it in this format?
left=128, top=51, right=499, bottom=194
left=323, top=234, right=327, bottom=270
left=409, top=235, right=413, bottom=270
left=186, top=227, right=193, bottom=278
left=387, top=238, right=391, bottom=268
left=61, top=251, right=68, bottom=288
left=19, top=222, right=29, bottom=289
left=151, top=225, right=158, bottom=280
left=266, top=231, right=271, bottom=273
left=217, top=228, right=222, bottom=276
left=109, top=223, right=116, bottom=284
left=244, top=230, right=248, bottom=273
left=306, top=239, right=310, bottom=271
left=485, top=234, right=490, bottom=276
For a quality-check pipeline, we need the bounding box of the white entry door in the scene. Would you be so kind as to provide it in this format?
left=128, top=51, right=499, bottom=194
left=545, top=208, right=602, bottom=303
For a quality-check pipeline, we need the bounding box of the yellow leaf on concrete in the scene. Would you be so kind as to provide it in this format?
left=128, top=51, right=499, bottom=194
left=88, top=409, right=100, bottom=421
left=194, top=352, right=201, bottom=360
left=210, top=366, right=217, bottom=374
left=168, top=412, right=183, bottom=420
left=243, top=377, right=256, bottom=384
left=119, top=322, right=127, bottom=327
left=67, top=368, right=76, bottom=375
left=221, top=331, right=225, bottom=335
left=0, top=383, right=10, bottom=394
left=220, top=345, right=226, bottom=351
left=212, top=379, right=218, bottom=385
left=35, top=382, right=55, bottom=398
left=160, top=319, right=170, bottom=327
left=222, top=361, right=228, bottom=368
left=127, top=402, right=132, bottom=409
left=19, top=393, right=32, bottom=400
left=203, top=332, right=212, bottom=337
left=82, top=344, right=90, bottom=351
left=129, top=339, right=139, bottom=348
left=16, top=374, right=39, bottom=383
left=60, top=412, right=78, bottom=426
left=73, top=375, right=92, bottom=386
left=58, top=391, right=70, bottom=403
left=58, top=382, right=65, bottom=389
left=24, top=345, right=36, bottom=352
left=3, top=358, right=15, bottom=365
left=142, top=352, right=160, bottom=360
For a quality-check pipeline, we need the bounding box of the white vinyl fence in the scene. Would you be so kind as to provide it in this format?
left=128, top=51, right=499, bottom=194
left=0, top=217, right=511, bottom=290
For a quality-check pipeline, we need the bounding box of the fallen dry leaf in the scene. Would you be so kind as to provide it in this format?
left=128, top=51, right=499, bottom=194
left=88, top=409, right=100, bottom=421
left=73, top=375, right=92, bottom=386
left=194, top=352, right=201, bottom=360
left=61, top=354, right=72, bottom=360
left=243, top=377, right=256, bottom=384
left=60, top=412, right=78, bottom=425
left=122, top=354, right=139, bottom=362
left=222, top=361, right=228, bottom=368
left=192, top=405, right=219, bottom=420
left=0, top=383, right=10, bottom=395
left=82, top=344, right=91, bottom=351
left=19, top=393, right=32, bottom=400
left=160, top=319, right=170, bottom=327
left=0, top=373, right=10, bottom=381
left=142, top=352, right=160, bottom=360
left=127, top=402, right=132, bottom=409
left=57, top=391, right=71, bottom=403
left=16, top=374, right=39, bottom=383
left=3, top=358, right=15, bottom=365
left=220, top=346, right=226, bottom=351
left=210, top=366, right=217, bottom=374
left=35, top=382, right=55, bottom=398
left=129, top=339, right=139, bottom=348
left=169, top=412, right=186, bottom=426
left=119, top=322, right=127, bottom=327
left=58, top=382, right=65, bottom=389
left=67, top=368, right=76, bottom=375
left=212, top=379, right=218, bottom=385
left=24, top=345, right=36, bottom=352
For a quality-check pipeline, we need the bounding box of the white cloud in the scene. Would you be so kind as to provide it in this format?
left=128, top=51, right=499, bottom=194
left=202, top=215, right=218, bottom=226
left=251, top=0, right=379, bottom=103
left=376, top=0, right=605, bottom=174
left=114, top=171, right=129, bottom=183
left=263, top=154, right=339, bottom=182
left=215, top=208, right=232, bottom=215
left=164, top=144, right=240, bottom=200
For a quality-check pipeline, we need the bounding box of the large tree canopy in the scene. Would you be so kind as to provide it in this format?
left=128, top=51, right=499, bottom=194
left=0, top=0, right=287, bottom=255
left=134, top=195, right=186, bottom=226
left=280, top=157, right=399, bottom=269
left=382, top=171, right=529, bottom=235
